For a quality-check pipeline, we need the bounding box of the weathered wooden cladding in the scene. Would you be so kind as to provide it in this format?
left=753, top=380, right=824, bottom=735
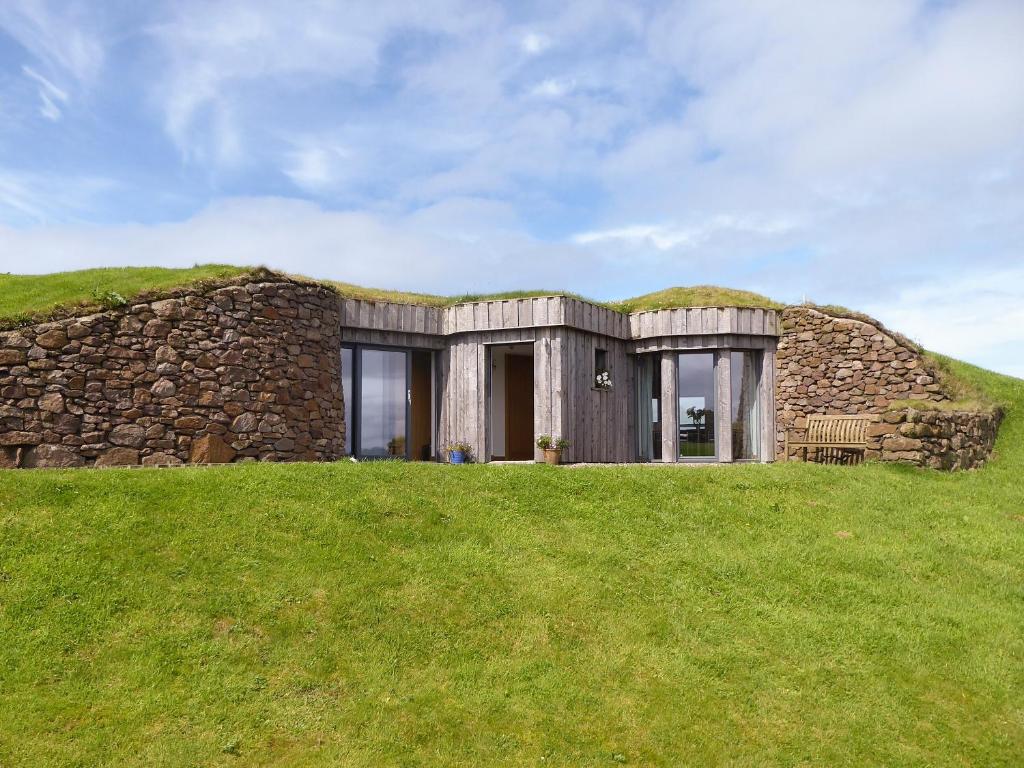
left=340, top=298, right=444, bottom=336
left=341, top=295, right=777, bottom=342
left=628, top=306, right=776, bottom=338
left=342, top=294, right=778, bottom=463
left=557, top=329, right=634, bottom=463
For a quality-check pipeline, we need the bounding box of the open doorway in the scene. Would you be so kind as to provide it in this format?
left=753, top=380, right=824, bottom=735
left=409, top=350, right=433, bottom=461
left=490, top=344, right=534, bottom=461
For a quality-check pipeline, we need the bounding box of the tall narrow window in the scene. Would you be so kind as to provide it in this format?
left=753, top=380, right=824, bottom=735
left=730, top=350, right=761, bottom=460
left=358, top=349, right=407, bottom=458
left=594, top=348, right=610, bottom=389
left=341, top=346, right=353, bottom=455
left=678, top=352, right=716, bottom=459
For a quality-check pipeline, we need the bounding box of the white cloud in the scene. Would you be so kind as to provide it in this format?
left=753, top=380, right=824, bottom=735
left=529, top=78, right=573, bottom=98
left=520, top=32, right=551, bottom=55
left=0, top=171, right=116, bottom=225
left=283, top=141, right=354, bottom=192
left=147, top=0, right=492, bottom=162
left=0, top=1, right=105, bottom=85
left=574, top=216, right=799, bottom=251
left=22, top=65, right=67, bottom=120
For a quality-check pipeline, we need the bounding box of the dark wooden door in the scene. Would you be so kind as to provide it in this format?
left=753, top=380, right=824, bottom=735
left=505, top=354, right=534, bottom=460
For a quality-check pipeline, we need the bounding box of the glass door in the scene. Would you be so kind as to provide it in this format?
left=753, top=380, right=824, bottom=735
left=358, top=348, right=408, bottom=459
left=678, top=352, right=716, bottom=460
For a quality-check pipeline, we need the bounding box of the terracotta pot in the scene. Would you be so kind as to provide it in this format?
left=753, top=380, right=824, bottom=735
left=542, top=448, right=562, bottom=466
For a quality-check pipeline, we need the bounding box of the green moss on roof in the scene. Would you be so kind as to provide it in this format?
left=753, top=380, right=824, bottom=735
left=314, top=279, right=599, bottom=308
left=611, top=285, right=782, bottom=313
left=6, top=265, right=783, bottom=322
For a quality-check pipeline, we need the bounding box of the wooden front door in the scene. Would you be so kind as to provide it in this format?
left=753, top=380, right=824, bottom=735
left=505, top=354, right=534, bottom=460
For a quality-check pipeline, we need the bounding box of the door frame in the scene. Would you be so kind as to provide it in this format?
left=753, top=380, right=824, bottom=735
left=484, top=340, right=536, bottom=462
left=345, top=343, right=437, bottom=461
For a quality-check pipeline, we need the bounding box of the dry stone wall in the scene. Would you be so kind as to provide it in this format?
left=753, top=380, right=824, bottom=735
left=775, top=305, right=997, bottom=469
left=0, top=280, right=344, bottom=468
left=866, top=407, right=1002, bottom=470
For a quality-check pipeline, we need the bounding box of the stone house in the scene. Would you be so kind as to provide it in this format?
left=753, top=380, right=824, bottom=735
left=0, top=275, right=1001, bottom=469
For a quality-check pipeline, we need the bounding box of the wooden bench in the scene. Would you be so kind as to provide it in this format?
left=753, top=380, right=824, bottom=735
left=784, top=414, right=878, bottom=464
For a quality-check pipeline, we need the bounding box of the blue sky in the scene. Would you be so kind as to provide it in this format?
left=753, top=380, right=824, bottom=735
left=0, top=1, right=1022, bottom=376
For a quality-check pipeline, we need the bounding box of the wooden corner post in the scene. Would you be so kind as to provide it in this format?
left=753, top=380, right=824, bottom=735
left=660, top=351, right=678, bottom=462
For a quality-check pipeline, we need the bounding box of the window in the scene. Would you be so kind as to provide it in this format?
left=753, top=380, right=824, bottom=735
left=730, top=350, right=761, bottom=460
left=341, top=346, right=353, bottom=454
left=594, top=348, right=611, bottom=389
left=678, top=352, right=716, bottom=459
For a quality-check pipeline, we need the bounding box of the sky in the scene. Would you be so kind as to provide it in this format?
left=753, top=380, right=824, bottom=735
left=0, top=1, right=1022, bottom=377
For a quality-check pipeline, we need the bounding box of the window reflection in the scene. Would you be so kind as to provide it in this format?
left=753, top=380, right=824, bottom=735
left=359, top=349, right=407, bottom=458
left=678, top=353, right=715, bottom=458
left=731, top=351, right=760, bottom=460
left=341, top=347, right=353, bottom=455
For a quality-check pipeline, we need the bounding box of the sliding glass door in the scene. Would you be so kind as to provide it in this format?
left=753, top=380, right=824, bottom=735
left=358, top=348, right=408, bottom=458
left=341, top=344, right=435, bottom=460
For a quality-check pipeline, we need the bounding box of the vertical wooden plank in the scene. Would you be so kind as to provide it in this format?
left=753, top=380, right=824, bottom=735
left=519, top=298, right=533, bottom=328
left=551, top=297, right=563, bottom=326
left=752, top=308, right=765, bottom=335
left=693, top=308, right=705, bottom=334
left=532, top=298, right=546, bottom=327
left=737, top=309, right=753, bottom=335
left=533, top=329, right=550, bottom=461
left=716, top=350, right=733, bottom=462
left=660, top=351, right=678, bottom=462
left=551, top=329, right=565, bottom=453
left=477, top=339, right=488, bottom=458
left=699, top=308, right=713, bottom=335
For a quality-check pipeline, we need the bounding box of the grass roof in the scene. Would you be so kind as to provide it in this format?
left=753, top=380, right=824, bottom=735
left=0, top=265, right=782, bottom=328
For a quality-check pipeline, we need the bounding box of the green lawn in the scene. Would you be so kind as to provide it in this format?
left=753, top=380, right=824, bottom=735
left=1, top=365, right=1022, bottom=766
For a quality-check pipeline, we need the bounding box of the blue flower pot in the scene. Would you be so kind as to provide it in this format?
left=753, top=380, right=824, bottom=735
left=449, top=450, right=465, bottom=464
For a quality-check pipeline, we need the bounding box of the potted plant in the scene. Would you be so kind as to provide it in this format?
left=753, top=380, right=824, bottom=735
left=445, top=441, right=472, bottom=464
left=536, top=435, right=569, bottom=465
left=594, top=370, right=612, bottom=390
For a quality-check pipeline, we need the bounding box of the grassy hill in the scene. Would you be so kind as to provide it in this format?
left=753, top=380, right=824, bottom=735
left=1, top=362, right=1022, bottom=766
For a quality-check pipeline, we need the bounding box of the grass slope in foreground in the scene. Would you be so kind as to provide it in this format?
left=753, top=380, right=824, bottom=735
left=2, top=383, right=1023, bottom=766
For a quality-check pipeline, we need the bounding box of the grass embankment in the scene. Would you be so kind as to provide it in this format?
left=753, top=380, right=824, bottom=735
left=0, top=265, right=252, bottom=329
left=1, top=364, right=1022, bottom=766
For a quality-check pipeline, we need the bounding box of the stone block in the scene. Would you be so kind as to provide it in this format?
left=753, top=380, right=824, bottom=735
left=22, top=444, right=84, bottom=468
left=36, top=329, right=68, bottom=350
left=190, top=433, right=236, bottom=464
left=95, top=447, right=140, bottom=467
left=0, top=431, right=42, bottom=446
left=141, top=452, right=183, bottom=467
left=37, top=392, right=65, bottom=413
left=109, top=423, right=146, bottom=448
